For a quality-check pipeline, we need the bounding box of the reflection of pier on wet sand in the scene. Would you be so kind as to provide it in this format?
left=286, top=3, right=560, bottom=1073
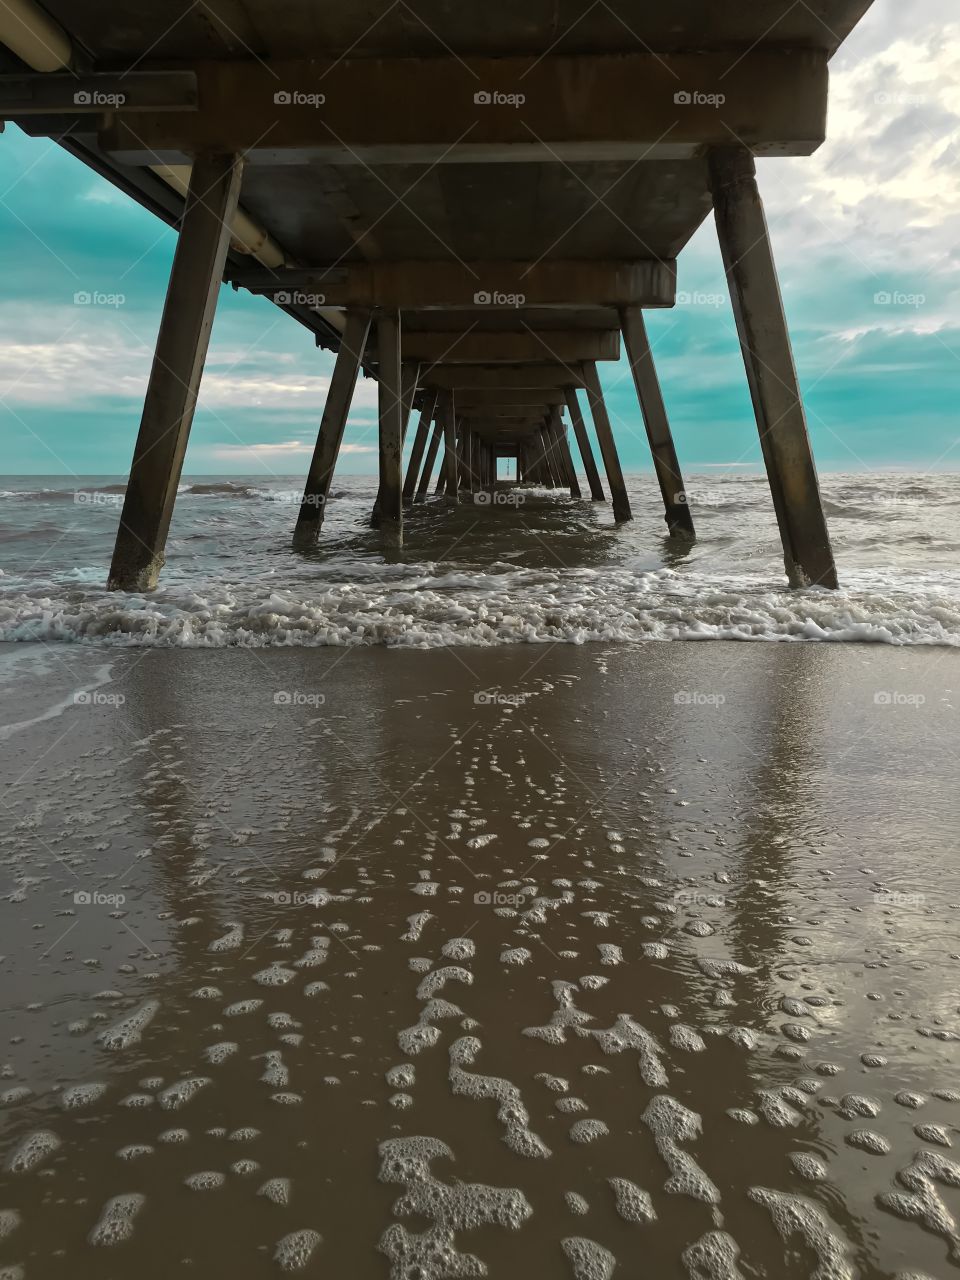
left=1, top=641, right=958, bottom=1277
left=0, top=1, right=875, bottom=590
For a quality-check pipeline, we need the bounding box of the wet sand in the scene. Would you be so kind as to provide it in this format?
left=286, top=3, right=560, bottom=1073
left=1, top=640, right=959, bottom=1278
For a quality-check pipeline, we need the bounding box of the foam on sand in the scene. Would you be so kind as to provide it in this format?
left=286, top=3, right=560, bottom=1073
left=88, top=1194, right=145, bottom=1246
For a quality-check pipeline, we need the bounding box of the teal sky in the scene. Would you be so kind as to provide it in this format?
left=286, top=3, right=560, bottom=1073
left=1, top=1, right=957, bottom=477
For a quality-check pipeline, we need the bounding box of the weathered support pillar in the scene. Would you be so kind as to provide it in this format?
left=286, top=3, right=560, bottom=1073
left=376, top=310, right=403, bottom=548
left=417, top=416, right=444, bottom=501
left=442, top=395, right=459, bottom=501
left=293, top=310, right=372, bottom=547
left=620, top=306, right=695, bottom=538
left=564, top=387, right=605, bottom=501
left=549, top=407, right=582, bottom=498
left=708, top=147, right=837, bottom=588
left=108, top=153, right=243, bottom=591
left=372, top=361, right=419, bottom=525
left=545, top=423, right=564, bottom=488
left=582, top=361, right=632, bottom=522
left=460, top=426, right=474, bottom=493
left=402, top=387, right=438, bottom=504
left=538, top=429, right=556, bottom=487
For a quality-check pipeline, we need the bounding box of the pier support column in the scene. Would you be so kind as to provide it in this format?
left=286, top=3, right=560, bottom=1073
left=550, top=407, right=582, bottom=498
left=441, top=394, right=459, bottom=501
left=376, top=310, right=403, bottom=548
left=293, top=310, right=372, bottom=547
left=564, top=387, right=605, bottom=501
left=621, top=306, right=695, bottom=538
left=708, top=147, right=837, bottom=588
left=403, top=387, right=438, bottom=504
left=536, top=429, right=555, bottom=488
left=582, top=361, right=631, bottom=522
left=417, top=416, right=444, bottom=501
left=108, top=153, right=243, bottom=591
left=373, top=361, right=419, bottom=525
left=460, top=426, right=474, bottom=494
left=539, top=424, right=557, bottom=487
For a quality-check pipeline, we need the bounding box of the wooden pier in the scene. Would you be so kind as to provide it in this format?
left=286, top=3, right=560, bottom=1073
left=1, top=1, right=874, bottom=590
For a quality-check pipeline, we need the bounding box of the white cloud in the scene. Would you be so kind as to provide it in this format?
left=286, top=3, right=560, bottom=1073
left=764, top=10, right=960, bottom=278
left=207, top=440, right=374, bottom=460
left=0, top=304, right=380, bottom=413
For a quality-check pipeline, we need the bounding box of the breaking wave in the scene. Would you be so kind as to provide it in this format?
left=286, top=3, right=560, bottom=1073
left=1, top=567, right=959, bottom=648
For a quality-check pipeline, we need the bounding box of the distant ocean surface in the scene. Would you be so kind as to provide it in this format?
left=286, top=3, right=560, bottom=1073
left=1, top=472, right=959, bottom=647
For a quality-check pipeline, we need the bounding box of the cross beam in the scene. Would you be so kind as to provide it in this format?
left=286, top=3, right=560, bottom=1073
left=234, top=260, right=674, bottom=309
left=366, top=329, right=620, bottom=363
left=423, top=365, right=584, bottom=390
left=97, top=51, right=828, bottom=164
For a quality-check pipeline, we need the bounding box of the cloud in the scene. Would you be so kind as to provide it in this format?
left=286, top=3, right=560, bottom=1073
left=207, top=440, right=374, bottom=460
left=0, top=303, right=380, bottom=413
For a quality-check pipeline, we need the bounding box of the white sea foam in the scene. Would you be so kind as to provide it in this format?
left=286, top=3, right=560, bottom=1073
left=3, top=566, right=959, bottom=648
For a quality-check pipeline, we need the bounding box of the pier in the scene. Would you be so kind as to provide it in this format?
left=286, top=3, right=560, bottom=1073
left=0, top=1, right=872, bottom=590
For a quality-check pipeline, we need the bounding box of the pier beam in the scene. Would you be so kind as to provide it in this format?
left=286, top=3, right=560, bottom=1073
left=441, top=394, right=459, bottom=501
left=620, top=306, right=694, bottom=538
left=582, top=362, right=631, bottom=521
left=372, top=360, right=419, bottom=525
left=460, top=426, right=474, bottom=493
left=403, top=387, right=438, bottom=504
left=107, top=152, right=243, bottom=591
left=708, top=147, right=837, bottom=588
left=417, top=416, right=444, bottom=501
left=294, top=310, right=372, bottom=547
left=549, top=407, right=582, bottom=498
left=376, top=310, right=404, bottom=548
left=564, top=387, right=605, bottom=500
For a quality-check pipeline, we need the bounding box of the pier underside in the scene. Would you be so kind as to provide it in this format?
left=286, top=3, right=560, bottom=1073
left=1, top=0, right=872, bottom=590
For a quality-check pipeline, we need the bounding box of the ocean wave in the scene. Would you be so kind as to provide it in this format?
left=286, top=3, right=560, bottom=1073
left=1, top=570, right=958, bottom=648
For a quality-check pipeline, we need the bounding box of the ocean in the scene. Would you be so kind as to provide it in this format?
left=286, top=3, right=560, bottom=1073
left=1, top=471, right=959, bottom=647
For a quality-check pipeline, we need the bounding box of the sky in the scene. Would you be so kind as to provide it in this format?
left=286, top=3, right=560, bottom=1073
left=0, top=0, right=958, bottom=477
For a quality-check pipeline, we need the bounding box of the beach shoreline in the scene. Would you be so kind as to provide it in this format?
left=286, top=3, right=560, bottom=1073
left=1, top=639, right=958, bottom=1276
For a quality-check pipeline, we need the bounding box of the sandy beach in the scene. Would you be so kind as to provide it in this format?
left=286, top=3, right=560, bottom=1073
left=1, top=639, right=958, bottom=1277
